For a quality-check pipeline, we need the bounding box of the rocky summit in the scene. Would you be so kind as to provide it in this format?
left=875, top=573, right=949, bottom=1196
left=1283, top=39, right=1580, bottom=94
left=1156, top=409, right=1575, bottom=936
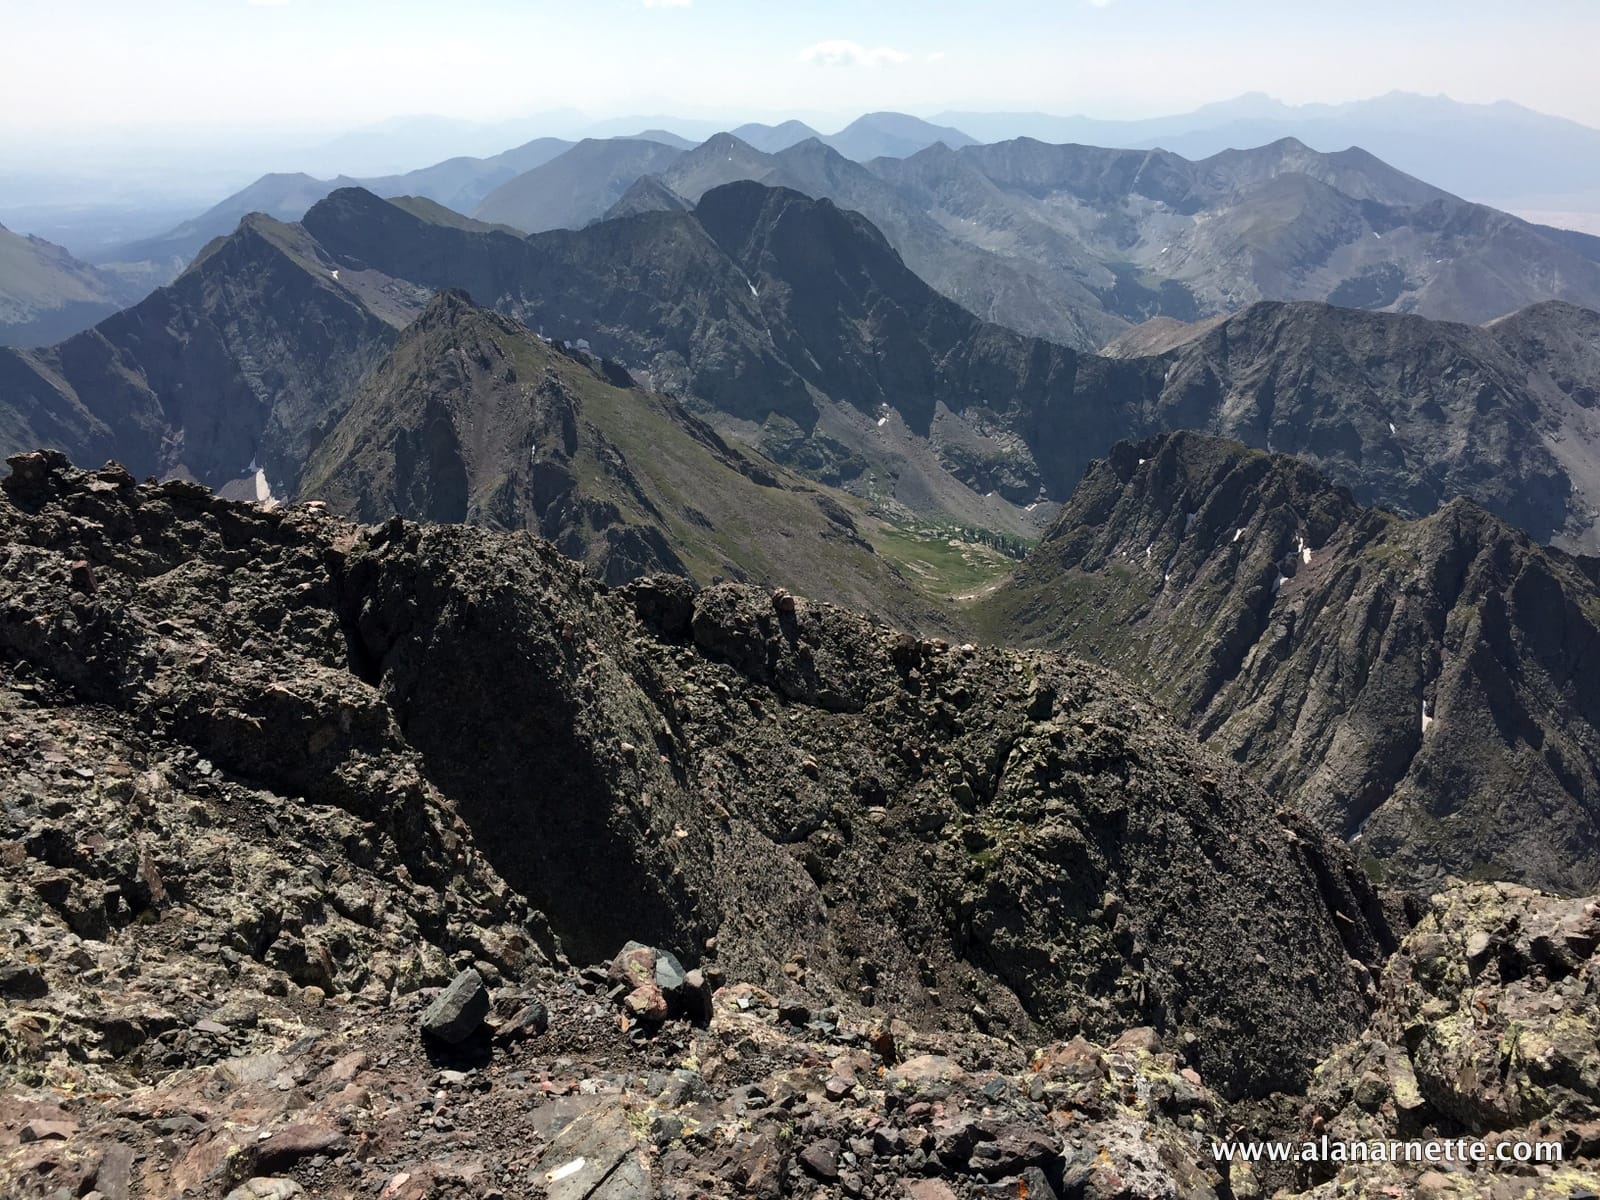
left=0, top=453, right=1597, bottom=1199
left=1, top=449, right=1598, bottom=1198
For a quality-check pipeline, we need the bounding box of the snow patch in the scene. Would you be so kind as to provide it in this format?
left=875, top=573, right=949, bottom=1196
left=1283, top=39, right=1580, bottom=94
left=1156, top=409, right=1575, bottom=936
left=876, top=417, right=888, bottom=427
left=1272, top=574, right=1288, bottom=594
left=330, top=269, right=339, bottom=280
left=1389, top=422, right=1397, bottom=435
left=1183, top=511, right=1196, bottom=534
left=1421, top=700, right=1435, bottom=733
left=547, top=1158, right=587, bottom=1183
left=1233, top=527, right=1244, bottom=543
left=252, top=469, right=276, bottom=507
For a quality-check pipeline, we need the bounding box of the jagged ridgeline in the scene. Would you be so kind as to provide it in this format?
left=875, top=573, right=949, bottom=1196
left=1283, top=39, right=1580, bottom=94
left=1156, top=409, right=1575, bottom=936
left=977, top=432, right=1600, bottom=893
left=0, top=451, right=1399, bottom=1102
left=6, top=184, right=1600, bottom=560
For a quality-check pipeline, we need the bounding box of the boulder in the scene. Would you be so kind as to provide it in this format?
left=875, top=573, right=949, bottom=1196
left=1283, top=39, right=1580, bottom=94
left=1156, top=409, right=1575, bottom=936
left=420, top=968, right=489, bottom=1044
left=623, top=983, right=669, bottom=1022
left=609, top=942, right=657, bottom=990
left=797, top=1138, right=841, bottom=1181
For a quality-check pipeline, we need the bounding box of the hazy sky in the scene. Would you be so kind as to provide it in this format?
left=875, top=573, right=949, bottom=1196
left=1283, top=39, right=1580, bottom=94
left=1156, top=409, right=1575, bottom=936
left=4, top=0, right=1599, bottom=145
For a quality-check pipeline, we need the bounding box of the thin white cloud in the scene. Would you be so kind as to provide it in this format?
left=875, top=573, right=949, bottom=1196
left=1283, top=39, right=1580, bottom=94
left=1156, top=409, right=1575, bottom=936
left=926, top=51, right=948, bottom=63
left=247, top=0, right=292, bottom=6
left=641, top=0, right=691, bottom=6
left=798, top=40, right=911, bottom=68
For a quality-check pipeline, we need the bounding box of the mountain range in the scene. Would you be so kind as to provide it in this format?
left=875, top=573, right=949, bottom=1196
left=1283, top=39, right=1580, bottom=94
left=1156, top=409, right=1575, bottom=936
left=87, top=136, right=580, bottom=291
left=274, top=92, right=1600, bottom=222
left=5, top=170, right=1600, bottom=898
left=64, top=113, right=981, bottom=307
left=935, top=92, right=1600, bottom=223
left=0, top=204, right=986, bottom=630
left=11, top=65, right=1600, bottom=1199
left=302, top=183, right=1600, bottom=550
left=459, top=131, right=1600, bottom=352
left=21, top=107, right=1598, bottom=360
left=7, top=181, right=1600, bottom=561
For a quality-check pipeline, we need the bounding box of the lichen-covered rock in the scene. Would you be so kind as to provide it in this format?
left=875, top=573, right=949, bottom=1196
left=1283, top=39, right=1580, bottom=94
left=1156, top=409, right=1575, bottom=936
left=1282, top=883, right=1600, bottom=1197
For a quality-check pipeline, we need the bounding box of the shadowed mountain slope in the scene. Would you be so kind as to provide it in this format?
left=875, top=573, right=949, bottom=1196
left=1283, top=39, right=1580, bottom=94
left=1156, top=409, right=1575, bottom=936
left=13, top=182, right=1600, bottom=563
left=298, top=185, right=1600, bottom=550
left=978, top=432, right=1600, bottom=893
left=0, top=214, right=423, bottom=497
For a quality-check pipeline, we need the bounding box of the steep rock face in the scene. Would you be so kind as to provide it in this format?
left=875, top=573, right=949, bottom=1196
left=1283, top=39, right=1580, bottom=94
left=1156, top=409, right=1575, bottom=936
left=979, top=432, right=1600, bottom=893
left=305, top=186, right=822, bottom=428
left=0, top=216, right=423, bottom=495
left=300, top=183, right=1153, bottom=533
left=1488, top=299, right=1600, bottom=410
left=0, top=450, right=1401, bottom=1099
left=1138, top=300, right=1591, bottom=545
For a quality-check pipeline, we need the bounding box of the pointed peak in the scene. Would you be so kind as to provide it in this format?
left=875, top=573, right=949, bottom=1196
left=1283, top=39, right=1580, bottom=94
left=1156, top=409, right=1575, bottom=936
left=420, top=287, right=479, bottom=318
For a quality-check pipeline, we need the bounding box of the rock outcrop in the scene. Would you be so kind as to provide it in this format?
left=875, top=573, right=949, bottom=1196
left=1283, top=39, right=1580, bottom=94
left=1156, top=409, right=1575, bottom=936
left=1286, top=883, right=1600, bottom=1198
left=0, top=451, right=1397, bottom=1095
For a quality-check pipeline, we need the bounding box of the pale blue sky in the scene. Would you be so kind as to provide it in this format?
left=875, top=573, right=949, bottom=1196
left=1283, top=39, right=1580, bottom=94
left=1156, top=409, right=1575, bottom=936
left=4, top=0, right=1599, bottom=143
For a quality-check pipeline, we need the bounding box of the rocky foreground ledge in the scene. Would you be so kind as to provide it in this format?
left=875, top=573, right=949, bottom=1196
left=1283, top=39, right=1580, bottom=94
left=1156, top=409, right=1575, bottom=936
left=0, top=452, right=1596, bottom=1198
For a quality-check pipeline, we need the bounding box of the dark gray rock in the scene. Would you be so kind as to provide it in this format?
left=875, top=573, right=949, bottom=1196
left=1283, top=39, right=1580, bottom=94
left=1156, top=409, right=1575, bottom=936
left=420, top=969, right=489, bottom=1044
left=0, top=960, right=48, bottom=1000
left=653, top=949, right=687, bottom=995
left=981, top=430, right=1600, bottom=894
left=797, top=1138, right=841, bottom=1181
